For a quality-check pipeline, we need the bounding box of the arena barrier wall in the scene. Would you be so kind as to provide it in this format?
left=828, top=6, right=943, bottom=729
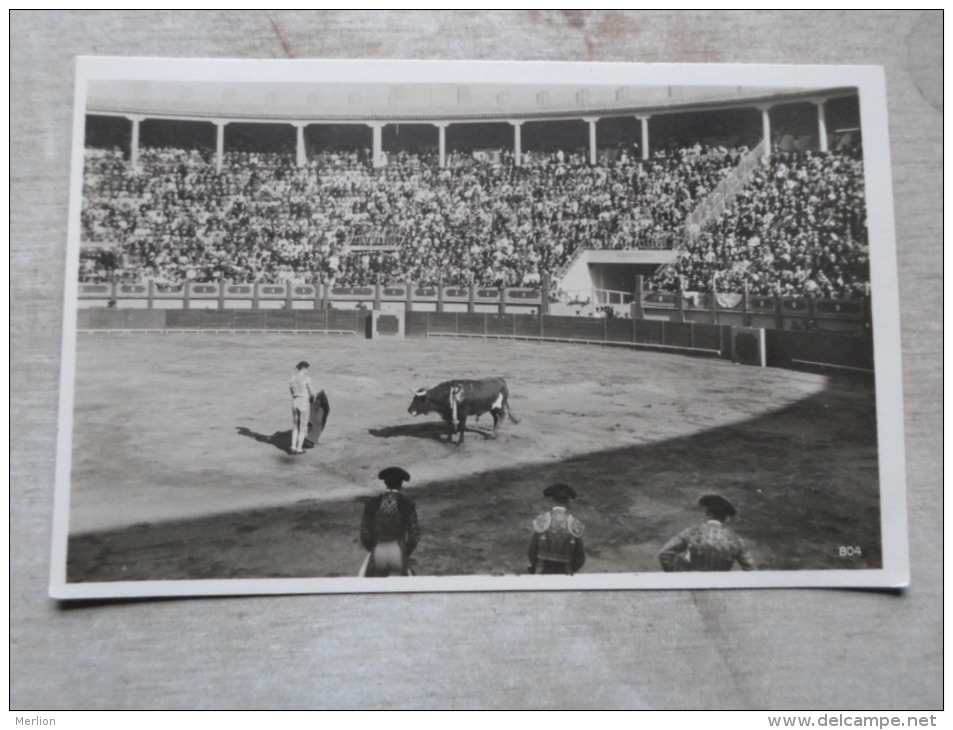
left=766, top=329, right=874, bottom=374
left=403, top=312, right=733, bottom=358
left=75, top=308, right=872, bottom=374
left=77, top=308, right=364, bottom=334
left=77, top=308, right=167, bottom=330
left=637, top=288, right=870, bottom=335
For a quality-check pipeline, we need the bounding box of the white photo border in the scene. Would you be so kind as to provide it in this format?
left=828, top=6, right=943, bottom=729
left=50, top=58, right=909, bottom=599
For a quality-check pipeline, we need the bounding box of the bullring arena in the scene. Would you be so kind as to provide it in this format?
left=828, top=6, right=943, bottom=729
left=65, top=328, right=880, bottom=582
left=62, top=71, right=884, bottom=588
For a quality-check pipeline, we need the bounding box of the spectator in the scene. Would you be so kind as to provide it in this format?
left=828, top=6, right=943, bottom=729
left=80, top=145, right=867, bottom=300
left=649, top=151, right=868, bottom=299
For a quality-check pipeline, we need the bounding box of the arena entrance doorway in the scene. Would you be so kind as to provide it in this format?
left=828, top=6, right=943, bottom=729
left=557, top=249, right=681, bottom=315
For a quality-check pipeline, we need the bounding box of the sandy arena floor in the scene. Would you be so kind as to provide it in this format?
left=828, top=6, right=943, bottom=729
left=64, top=332, right=881, bottom=581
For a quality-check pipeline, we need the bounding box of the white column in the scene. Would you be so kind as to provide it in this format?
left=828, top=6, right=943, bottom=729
left=294, top=123, right=307, bottom=167
left=584, top=117, right=599, bottom=165
left=369, top=123, right=384, bottom=168
left=760, top=106, right=772, bottom=160
left=128, top=115, right=144, bottom=172
left=214, top=120, right=227, bottom=173
left=815, top=99, right=829, bottom=152
left=435, top=122, right=447, bottom=167
left=637, top=115, right=650, bottom=160
left=510, top=120, right=523, bottom=166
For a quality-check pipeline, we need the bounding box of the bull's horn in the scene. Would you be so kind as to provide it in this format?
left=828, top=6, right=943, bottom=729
left=413, top=388, right=428, bottom=396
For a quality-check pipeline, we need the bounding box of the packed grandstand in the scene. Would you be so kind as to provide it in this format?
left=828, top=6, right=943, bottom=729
left=79, top=98, right=869, bottom=302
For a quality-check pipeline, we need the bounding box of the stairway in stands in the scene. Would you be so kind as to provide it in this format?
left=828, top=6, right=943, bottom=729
left=683, top=140, right=766, bottom=240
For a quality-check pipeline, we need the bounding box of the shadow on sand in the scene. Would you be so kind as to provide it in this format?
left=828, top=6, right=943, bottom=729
left=369, top=422, right=450, bottom=442
left=236, top=426, right=316, bottom=454
left=369, top=421, right=496, bottom=442
left=71, top=382, right=882, bottom=583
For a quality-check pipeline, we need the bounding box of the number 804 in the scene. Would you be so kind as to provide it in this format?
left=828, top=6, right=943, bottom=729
left=839, top=546, right=862, bottom=557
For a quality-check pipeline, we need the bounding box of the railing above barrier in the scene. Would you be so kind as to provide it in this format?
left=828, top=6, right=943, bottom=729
left=330, top=286, right=375, bottom=301
left=746, top=296, right=777, bottom=313
left=381, top=286, right=407, bottom=299
left=682, top=292, right=712, bottom=310
left=412, top=287, right=439, bottom=301
left=117, top=283, right=148, bottom=295
left=256, top=284, right=288, bottom=300
left=504, top=288, right=543, bottom=304
left=188, top=282, right=220, bottom=299
left=642, top=291, right=678, bottom=307
left=638, top=288, right=870, bottom=334
left=224, top=284, right=254, bottom=297
left=78, top=284, right=112, bottom=296
left=593, top=288, right=635, bottom=307
left=442, top=287, right=469, bottom=300
left=75, top=277, right=865, bottom=332
left=153, top=284, right=185, bottom=299
left=292, top=285, right=317, bottom=298
left=814, top=299, right=865, bottom=319
left=77, top=279, right=548, bottom=314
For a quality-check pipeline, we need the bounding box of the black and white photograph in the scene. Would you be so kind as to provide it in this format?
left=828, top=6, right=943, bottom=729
left=13, top=10, right=943, bottom=714
left=50, top=57, right=909, bottom=599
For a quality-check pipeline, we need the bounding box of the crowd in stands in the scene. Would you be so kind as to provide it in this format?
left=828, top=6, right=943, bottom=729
left=649, top=151, right=869, bottom=298
left=80, top=142, right=868, bottom=300
left=80, top=144, right=742, bottom=287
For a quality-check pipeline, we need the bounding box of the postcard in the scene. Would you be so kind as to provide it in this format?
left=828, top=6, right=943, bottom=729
left=50, top=58, right=908, bottom=599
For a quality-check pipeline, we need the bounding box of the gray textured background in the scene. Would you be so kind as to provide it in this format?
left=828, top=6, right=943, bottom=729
left=11, top=10, right=942, bottom=710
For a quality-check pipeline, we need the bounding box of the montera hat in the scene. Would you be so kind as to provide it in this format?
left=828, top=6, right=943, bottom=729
left=543, top=483, right=577, bottom=502
left=699, top=494, right=736, bottom=518
left=378, top=466, right=411, bottom=486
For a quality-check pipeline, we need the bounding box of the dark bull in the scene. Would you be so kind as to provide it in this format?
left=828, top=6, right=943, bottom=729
left=408, top=377, right=520, bottom=445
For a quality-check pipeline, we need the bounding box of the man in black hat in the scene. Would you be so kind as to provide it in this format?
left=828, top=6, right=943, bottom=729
left=359, top=467, right=420, bottom=577
left=528, top=483, right=586, bottom=575
left=658, top=494, right=755, bottom=572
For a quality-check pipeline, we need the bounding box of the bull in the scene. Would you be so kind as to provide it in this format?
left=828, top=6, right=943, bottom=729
left=408, top=377, right=520, bottom=445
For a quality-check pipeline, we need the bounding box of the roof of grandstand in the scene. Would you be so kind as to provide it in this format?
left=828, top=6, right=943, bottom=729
left=87, top=80, right=856, bottom=123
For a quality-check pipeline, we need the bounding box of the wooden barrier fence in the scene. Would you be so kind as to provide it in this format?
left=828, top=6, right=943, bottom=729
left=76, top=307, right=873, bottom=374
